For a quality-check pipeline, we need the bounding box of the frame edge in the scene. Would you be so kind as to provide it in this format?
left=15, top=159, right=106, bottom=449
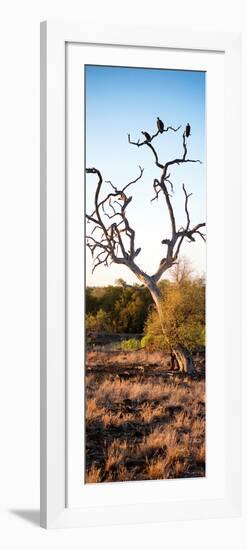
left=40, top=20, right=47, bottom=529
left=40, top=20, right=242, bottom=528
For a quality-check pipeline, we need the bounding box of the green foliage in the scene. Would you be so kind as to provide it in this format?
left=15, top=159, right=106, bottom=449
left=141, top=334, right=166, bottom=350
left=86, top=275, right=205, bottom=351
left=140, top=335, right=152, bottom=349
left=86, top=309, right=111, bottom=332
left=85, top=287, right=99, bottom=313
left=120, top=338, right=140, bottom=351
left=144, top=278, right=205, bottom=352
left=86, top=285, right=152, bottom=334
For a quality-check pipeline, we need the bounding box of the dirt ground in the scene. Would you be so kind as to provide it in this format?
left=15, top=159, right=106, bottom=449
left=85, top=349, right=205, bottom=483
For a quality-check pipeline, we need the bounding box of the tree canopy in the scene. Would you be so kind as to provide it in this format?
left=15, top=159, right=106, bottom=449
left=86, top=285, right=152, bottom=334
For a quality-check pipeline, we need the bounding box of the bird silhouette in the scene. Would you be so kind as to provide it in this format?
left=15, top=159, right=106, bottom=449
left=161, top=238, right=170, bottom=245
left=185, top=123, right=191, bottom=138
left=157, top=117, right=164, bottom=133
left=141, top=131, right=151, bottom=142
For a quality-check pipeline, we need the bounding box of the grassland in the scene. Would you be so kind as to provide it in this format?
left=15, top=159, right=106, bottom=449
left=85, top=349, right=205, bottom=483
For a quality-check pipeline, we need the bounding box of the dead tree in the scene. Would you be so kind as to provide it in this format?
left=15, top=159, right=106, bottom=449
left=86, top=122, right=206, bottom=374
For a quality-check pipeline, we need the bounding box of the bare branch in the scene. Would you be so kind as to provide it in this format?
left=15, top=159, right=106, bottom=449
left=86, top=166, right=145, bottom=269
left=166, top=178, right=174, bottom=193
left=86, top=121, right=205, bottom=287
left=128, top=124, right=181, bottom=148
left=155, top=131, right=202, bottom=184
left=92, top=250, right=110, bottom=273
left=150, top=179, right=161, bottom=202
left=165, top=125, right=181, bottom=133
left=159, top=178, right=176, bottom=238
left=122, top=165, right=144, bottom=192
left=128, top=133, right=164, bottom=168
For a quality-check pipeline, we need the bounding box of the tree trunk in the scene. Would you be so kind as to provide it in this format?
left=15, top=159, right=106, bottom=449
left=127, top=263, right=194, bottom=375
left=170, top=344, right=194, bottom=375
left=148, top=282, right=194, bottom=375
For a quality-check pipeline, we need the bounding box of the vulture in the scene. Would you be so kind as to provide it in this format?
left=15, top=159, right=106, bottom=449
left=161, top=238, right=170, bottom=245
left=157, top=117, right=164, bottom=133
left=185, top=123, right=191, bottom=138
left=141, top=131, right=151, bottom=142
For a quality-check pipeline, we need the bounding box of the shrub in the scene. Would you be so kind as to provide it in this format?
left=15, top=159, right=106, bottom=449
left=140, top=335, right=153, bottom=349
left=144, top=279, right=205, bottom=352
left=120, top=338, right=140, bottom=351
left=141, top=334, right=166, bottom=350
left=86, top=309, right=111, bottom=332
left=86, top=285, right=152, bottom=334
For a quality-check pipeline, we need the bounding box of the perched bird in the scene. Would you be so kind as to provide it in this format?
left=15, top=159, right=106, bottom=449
left=185, top=123, right=191, bottom=138
left=161, top=238, right=170, bottom=245
left=159, top=257, right=166, bottom=265
left=157, top=117, right=164, bottom=133
left=141, top=131, right=151, bottom=142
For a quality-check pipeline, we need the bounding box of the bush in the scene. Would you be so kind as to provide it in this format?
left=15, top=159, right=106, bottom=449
left=144, top=278, right=205, bottom=352
left=86, top=309, right=111, bottom=332
left=86, top=285, right=152, bottom=334
left=120, top=338, right=140, bottom=351
left=141, top=334, right=166, bottom=350
left=140, top=335, right=153, bottom=349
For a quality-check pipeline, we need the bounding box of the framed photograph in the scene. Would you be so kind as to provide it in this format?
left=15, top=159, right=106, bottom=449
left=40, top=21, right=241, bottom=528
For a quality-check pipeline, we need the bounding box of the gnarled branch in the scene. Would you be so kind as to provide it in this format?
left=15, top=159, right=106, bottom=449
left=86, top=166, right=144, bottom=272
left=86, top=121, right=205, bottom=285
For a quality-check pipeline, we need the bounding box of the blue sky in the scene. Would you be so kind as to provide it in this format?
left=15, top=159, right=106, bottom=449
left=85, top=65, right=206, bottom=286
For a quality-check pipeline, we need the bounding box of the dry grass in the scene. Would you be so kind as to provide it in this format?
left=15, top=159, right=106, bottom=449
left=85, top=350, right=205, bottom=483
left=86, top=464, right=102, bottom=483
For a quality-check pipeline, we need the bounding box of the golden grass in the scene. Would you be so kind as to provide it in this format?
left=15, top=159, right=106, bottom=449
left=85, top=351, right=205, bottom=483
left=85, top=464, right=102, bottom=483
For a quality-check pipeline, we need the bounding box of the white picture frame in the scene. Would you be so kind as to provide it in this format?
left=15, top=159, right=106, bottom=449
left=40, top=21, right=241, bottom=529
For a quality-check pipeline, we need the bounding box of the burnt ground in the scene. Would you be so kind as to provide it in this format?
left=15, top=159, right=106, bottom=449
left=85, top=349, right=205, bottom=483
